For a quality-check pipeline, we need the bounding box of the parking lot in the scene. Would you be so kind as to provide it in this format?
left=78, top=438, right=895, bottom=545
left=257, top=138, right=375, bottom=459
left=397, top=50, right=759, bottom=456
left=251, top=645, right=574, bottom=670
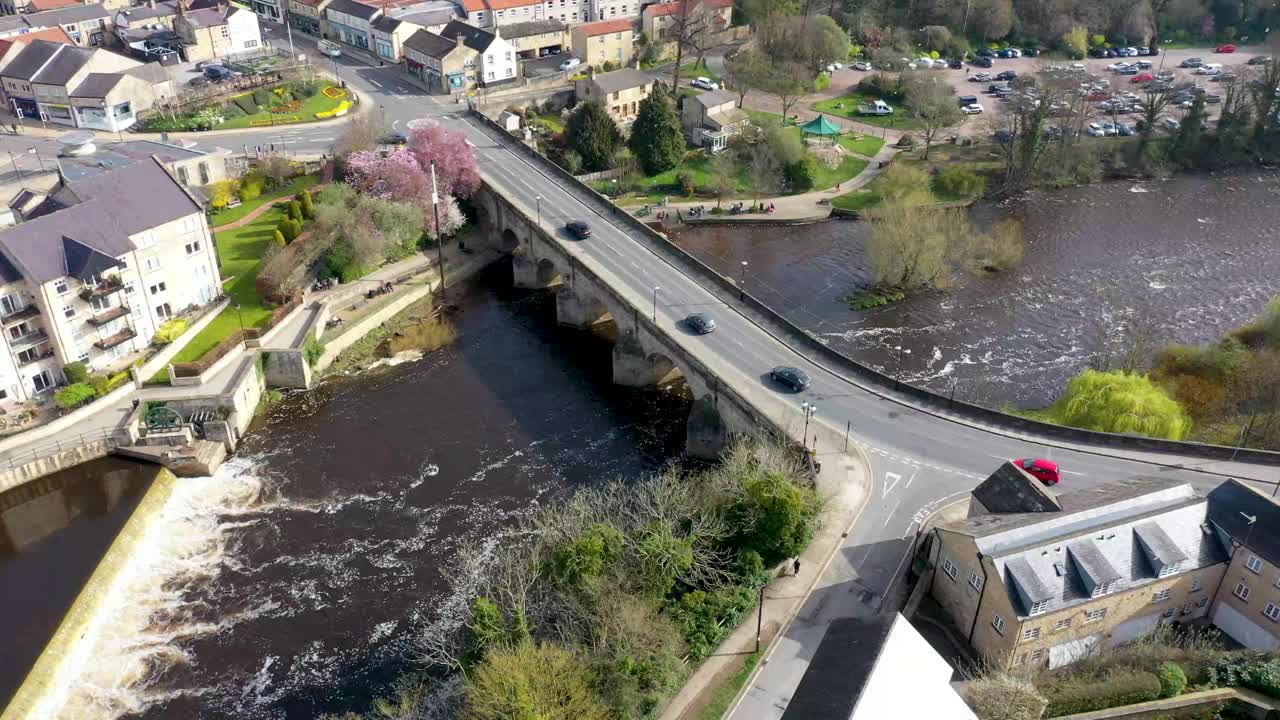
left=823, top=44, right=1269, bottom=138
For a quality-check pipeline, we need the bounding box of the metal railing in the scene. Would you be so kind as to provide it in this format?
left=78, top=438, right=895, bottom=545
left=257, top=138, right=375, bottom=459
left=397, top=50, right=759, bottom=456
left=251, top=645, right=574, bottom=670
left=0, top=427, right=132, bottom=471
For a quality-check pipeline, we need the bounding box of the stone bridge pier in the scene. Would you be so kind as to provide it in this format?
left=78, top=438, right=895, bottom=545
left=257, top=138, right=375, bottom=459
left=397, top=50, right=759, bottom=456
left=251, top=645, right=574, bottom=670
left=475, top=183, right=773, bottom=460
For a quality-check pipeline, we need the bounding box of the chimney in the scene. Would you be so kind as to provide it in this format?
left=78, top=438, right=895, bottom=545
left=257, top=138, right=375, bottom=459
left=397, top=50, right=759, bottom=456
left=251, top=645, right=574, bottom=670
left=455, top=33, right=463, bottom=48
left=588, top=65, right=595, bottom=80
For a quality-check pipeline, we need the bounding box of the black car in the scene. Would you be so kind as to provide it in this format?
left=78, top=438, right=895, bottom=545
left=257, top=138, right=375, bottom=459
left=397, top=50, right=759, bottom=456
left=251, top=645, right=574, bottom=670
left=1088, top=48, right=1106, bottom=58
left=987, top=83, right=1007, bottom=93
left=977, top=47, right=997, bottom=58
left=685, top=313, right=716, bottom=334
left=995, top=70, right=1018, bottom=81
left=958, top=95, right=978, bottom=106
left=972, top=56, right=993, bottom=68
left=770, top=366, right=811, bottom=392
left=1022, top=47, right=1039, bottom=57
left=565, top=221, right=591, bottom=239
left=1248, top=55, right=1273, bottom=65
left=993, top=129, right=1013, bottom=143
left=1104, top=48, right=1117, bottom=58
left=381, top=132, right=408, bottom=145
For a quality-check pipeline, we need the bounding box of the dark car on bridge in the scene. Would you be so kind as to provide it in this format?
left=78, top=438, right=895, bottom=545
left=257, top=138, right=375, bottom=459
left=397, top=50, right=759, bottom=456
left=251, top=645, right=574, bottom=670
left=565, top=221, right=592, bottom=239
left=684, top=313, right=716, bottom=334
left=770, top=366, right=811, bottom=392
left=1015, top=457, right=1061, bottom=486
left=381, top=132, right=408, bottom=145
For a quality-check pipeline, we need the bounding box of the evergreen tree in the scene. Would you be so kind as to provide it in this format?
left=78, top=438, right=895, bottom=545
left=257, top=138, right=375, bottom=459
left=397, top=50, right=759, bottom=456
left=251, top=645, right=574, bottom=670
left=1172, top=95, right=1206, bottom=164
left=629, top=84, right=685, bottom=175
left=566, top=101, right=622, bottom=171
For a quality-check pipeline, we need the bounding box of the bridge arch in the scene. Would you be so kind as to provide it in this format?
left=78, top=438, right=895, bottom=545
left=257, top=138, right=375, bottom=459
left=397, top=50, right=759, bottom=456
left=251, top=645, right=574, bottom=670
left=500, top=228, right=520, bottom=253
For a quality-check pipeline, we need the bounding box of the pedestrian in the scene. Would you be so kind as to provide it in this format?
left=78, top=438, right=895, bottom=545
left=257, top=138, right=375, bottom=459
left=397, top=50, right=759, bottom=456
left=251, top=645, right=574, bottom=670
left=793, top=557, right=801, bottom=576
left=131, top=398, right=140, bottom=411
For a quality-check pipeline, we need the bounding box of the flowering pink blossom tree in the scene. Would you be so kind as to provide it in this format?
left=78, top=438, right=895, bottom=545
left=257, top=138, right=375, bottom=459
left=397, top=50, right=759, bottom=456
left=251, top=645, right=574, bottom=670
left=407, top=125, right=481, bottom=198
left=425, top=194, right=466, bottom=242
left=344, top=147, right=431, bottom=204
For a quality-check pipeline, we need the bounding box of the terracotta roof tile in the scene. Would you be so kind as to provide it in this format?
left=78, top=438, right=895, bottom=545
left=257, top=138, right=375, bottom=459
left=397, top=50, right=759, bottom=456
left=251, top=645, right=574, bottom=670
left=575, top=18, right=632, bottom=36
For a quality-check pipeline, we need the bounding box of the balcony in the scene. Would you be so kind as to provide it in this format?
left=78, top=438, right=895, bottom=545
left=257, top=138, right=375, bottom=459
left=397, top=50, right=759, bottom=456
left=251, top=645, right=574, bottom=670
left=18, top=348, right=54, bottom=366
left=9, top=328, right=48, bottom=351
left=78, top=276, right=124, bottom=302
left=1, top=305, right=40, bottom=326
left=86, top=304, right=130, bottom=327
left=94, top=326, right=136, bottom=350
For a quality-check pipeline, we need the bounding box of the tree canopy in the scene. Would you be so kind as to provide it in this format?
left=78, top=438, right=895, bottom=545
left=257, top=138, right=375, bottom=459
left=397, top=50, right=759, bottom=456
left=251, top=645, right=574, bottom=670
left=629, top=84, right=686, bottom=175
left=1047, top=370, right=1193, bottom=440
left=567, top=101, right=622, bottom=172
left=464, top=642, right=612, bottom=720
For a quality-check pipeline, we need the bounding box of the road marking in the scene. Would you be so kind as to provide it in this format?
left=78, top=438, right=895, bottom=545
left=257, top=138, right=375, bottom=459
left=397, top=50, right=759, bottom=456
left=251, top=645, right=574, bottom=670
left=883, top=498, right=901, bottom=526
left=882, top=471, right=902, bottom=498
left=905, top=468, right=918, bottom=489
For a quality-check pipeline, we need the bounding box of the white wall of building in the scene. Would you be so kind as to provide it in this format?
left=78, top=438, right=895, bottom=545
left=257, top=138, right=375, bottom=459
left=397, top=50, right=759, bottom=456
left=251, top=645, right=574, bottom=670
left=478, top=33, right=516, bottom=83
left=853, top=616, right=977, bottom=720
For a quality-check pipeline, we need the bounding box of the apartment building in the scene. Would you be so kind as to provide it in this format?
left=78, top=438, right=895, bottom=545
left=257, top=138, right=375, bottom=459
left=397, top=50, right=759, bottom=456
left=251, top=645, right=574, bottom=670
left=573, top=65, right=652, bottom=125
left=23, top=4, right=113, bottom=47
left=462, top=0, right=587, bottom=30
left=930, top=466, right=1230, bottom=669
left=0, top=158, right=220, bottom=408
left=502, top=18, right=564, bottom=60
left=569, top=17, right=631, bottom=67
left=1206, top=479, right=1280, bottom=651
left=173, top=3, right=264, bottom=63
left=640, top=0, right=730, bottom=41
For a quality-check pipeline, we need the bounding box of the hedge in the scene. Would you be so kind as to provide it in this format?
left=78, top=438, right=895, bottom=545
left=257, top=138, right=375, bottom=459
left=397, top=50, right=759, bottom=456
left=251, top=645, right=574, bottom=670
left=233, top=93, right=258, bottom=115
left=54, top=382, right=96, bottom=410
left=1208, top=655, right=1280, bottom=698
left=1043, top=670, right=1162, bottom=717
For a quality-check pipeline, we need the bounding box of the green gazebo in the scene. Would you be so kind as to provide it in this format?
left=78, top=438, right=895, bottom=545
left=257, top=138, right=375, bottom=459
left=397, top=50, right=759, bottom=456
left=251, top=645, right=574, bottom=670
left=799, top=114, right=842, bottom=145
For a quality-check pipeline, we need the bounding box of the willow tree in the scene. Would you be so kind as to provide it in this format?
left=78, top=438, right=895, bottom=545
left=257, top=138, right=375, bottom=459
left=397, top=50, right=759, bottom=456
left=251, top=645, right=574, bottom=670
left=1047, top=370, right=1192, bottom=440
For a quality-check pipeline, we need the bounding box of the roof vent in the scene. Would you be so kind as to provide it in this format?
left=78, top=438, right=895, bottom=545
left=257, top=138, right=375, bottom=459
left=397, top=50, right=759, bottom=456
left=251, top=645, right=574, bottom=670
left=1055, top=547, right=1062, bottom=553
left=1054, top=562, right=1065, bottom=576
left=1107, top=534, right=1116, bottom=540
left=1201, top=523, right=1213, bottom=535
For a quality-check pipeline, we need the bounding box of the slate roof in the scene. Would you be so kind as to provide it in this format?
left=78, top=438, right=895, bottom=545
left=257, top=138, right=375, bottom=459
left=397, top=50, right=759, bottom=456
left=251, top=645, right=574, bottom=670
left=182, top=5, right=234, bottom=28
left=115, top=0, right=179, bottom=21
left=69, top=72, right=123, bottom=98
left=574, top=18, right=632, bottom=36
left=780, top=615, right=896, bottom=720
left=0, top=159, right=200, bottom=284
left=325, top=0, right=380, bottom=19
left=371, top=15, right=401, bottom=32
left=972, top=461, right=1062, bottom=515
left=32, top=45, right=94, bottom=85
left=403, top=28, right=457, bottom=57
left=391, top=7, right=454, bottom=26
left=439, top=19, right=493, bottom=51
left=1209, top=479, right=1280, bottom=566
left=587, top=67, right=652, bottom=94
left=500, top=18, right=564, bottom=38
left=62, top=236, right=124, bottom=280
left=24, top=2, right=110, bottom=24
left=0, top=252, right=20, bottom=283
left=690, top=88, right=733, bottom=108
left=0, top=27, right=74, bottom=62
left=0, top=39, right=63, bottom=81
left=943, top=478, right=1231, bottom=618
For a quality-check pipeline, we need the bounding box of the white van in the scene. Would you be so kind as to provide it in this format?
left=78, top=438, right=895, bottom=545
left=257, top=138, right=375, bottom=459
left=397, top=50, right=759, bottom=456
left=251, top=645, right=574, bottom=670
left=318, top=39, right=342, bottom=58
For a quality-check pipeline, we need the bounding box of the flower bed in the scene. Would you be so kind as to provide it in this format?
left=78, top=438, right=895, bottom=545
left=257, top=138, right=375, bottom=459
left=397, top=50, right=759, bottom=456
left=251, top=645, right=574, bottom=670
left=315, top=100, right=350, bottom=119
left=322, top=86, right=347, bottom=99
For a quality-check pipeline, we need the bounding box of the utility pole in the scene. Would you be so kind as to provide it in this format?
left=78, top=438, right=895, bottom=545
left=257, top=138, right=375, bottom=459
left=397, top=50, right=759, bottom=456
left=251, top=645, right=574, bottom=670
left=431, top=162, right=445, bottom=292
left=755, top=585, right=765, bottom=652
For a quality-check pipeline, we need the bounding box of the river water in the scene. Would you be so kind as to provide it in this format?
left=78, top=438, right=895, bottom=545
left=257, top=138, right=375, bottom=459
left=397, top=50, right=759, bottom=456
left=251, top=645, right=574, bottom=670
left=670, top=170, right=1280, bottom=408
left=36, top=265, right=689, bottom=719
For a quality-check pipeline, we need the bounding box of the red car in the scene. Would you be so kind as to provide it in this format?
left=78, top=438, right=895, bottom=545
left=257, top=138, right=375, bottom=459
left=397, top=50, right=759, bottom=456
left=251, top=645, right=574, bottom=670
left=1131, top=72, right=1154, bottom=83
left=1015, top=457, right=1061, bottom=486
left=1216, top=44, right=1238, bottom=53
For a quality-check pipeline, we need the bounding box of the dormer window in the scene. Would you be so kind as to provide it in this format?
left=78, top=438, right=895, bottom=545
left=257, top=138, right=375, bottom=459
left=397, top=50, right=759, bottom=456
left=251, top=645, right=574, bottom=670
left=1028, top=600, right=1049, bottom=615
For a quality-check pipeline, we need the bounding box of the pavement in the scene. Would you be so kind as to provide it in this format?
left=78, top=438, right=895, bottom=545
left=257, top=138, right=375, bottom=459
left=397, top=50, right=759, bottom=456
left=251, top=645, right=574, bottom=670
left=3, top=30, right=1279, bottom=718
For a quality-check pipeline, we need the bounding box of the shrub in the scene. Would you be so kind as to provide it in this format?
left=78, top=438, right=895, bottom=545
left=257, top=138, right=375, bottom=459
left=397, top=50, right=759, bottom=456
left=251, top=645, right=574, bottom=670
left=965, top=674, right=1047, bottom=720
left=239, top=173, right=265, bottom=201
left=666, top=585, right=757, bottom=661
left=251, top=88, right=272, bottom=106
left=1158, top=661, right=1187, bottom=698
left=154, top=318, right=189, bottom=345
left=896, top=133, right=916, bottom=148
left=209, top=179, right=238, bottom=208
left=559, top=149, right=583, bottom=174
left=304, top=337, right=324, bottom=367
left=273, top=229, right=287, bottom=247
left=1208, top=655, right=1280, bottom=698
left=935, top=166, right=986, bottom=198
left=278, top=218, right=298, bottom=243
left=232, top=93, right=258, bottom=115
left=785, top=157, right=819, bottom=192
left=63, top=361, right=89, bottom=384
left=299, top=190, right=315, bottom=219
left=676, top=170, right=696, bottom=196
left=1043, top=670, right=1161, bottom=717
left=288, top=200, right=303, bottom=222
left=814, top=71, right=831, bottom=92
left=1046, top=370, right=1192, bottom=440
left=54, top=382, right=97, bottom=410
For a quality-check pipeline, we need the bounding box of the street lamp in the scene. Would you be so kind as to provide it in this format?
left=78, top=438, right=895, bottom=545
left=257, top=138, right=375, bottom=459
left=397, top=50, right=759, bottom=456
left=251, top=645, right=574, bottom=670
left=801, top=401, right=817, bottom=448
left=652, top=286, right=660, bottom=322
left=234, top=302, right=244, bottom=330
left=738, top=260, right=748, bottom=300
left=1241, top=512, right=1258, bottom=547
left=535, top=195, right=542, bottom=227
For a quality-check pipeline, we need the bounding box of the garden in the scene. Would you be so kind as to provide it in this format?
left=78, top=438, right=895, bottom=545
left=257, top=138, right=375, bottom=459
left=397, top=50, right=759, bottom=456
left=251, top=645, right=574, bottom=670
left=139, top=79, right=349, bottom=132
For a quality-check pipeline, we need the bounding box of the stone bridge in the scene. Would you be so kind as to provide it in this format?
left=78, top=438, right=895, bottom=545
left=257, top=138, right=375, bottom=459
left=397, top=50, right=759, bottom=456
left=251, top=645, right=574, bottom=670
left=472, top=182, right=774, bottom=460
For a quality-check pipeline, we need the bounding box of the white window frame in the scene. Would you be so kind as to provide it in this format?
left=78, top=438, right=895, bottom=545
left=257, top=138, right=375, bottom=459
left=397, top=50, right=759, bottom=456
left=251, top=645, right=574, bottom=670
left=1023, top=627, right=1040, bottom=641
left=54, top=279, right=68, bottom=294
left=968, top=571, right=983, bottom=592
left=992, top=614, right=1006, bottom=635
left=941, top=558, right=957, bottom=580
left=1085, top=608, right=1107, bottom=623
left=1152, top=589, right=1171, bottom=603
left=1266, top=603, right=1280, bottom=622
left=1029, top=600, right=1049, bottom=615
left=1247, top=555, right=1263, bottom=574
left=1055, top=618, right=1072, bottom=630
left=1235, top=582, right=1251, bottom=602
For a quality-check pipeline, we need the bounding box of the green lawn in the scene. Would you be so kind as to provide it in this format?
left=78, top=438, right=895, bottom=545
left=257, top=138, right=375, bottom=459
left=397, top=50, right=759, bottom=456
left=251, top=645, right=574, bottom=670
left=217, top=88, right=347, bottom=130
left=209, top=174, right=320, bottom=227
left=170, top=207, right=285, bottom=363
left=811, top=92, right=923, bottom=130
left=831, top=189, right=882, bottom=211
left=842, top=134, right=886, bottom=158
left=528, top=112, right=564, bottom=135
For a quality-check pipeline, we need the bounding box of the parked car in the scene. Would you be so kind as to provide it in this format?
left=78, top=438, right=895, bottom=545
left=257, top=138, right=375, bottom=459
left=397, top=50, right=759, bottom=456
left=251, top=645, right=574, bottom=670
left=1115, top=123, right=1134, bottom=136
left=958, top=94, right=978, bottom=106
left=1117, top=65, right=1140, bottom=75
left=969, top=72, right=992, bottom=82
left=770, top=366, right=811, bottom=392
left=1216, top=43, right=1238, bottom=53
left=565, top=220, right=591, bottom=239
left=1107, top=61, right=1130, bottom=72
left=992, top=129, right=1013, bottom=143
left=1145, top=46, right=1161, bottom=55
left=318, top=38, right=342, bottom=58
left=1205, top=93, right=1223, bottom=103
left=972, top=56, right=993, bottom=68
left=194, top=60, right=224, bottom=71
left=691, top=76, right=718, bottom=90
left=995, top=70, right=1018, bottom=81
left=977, top=47, right=997, bottom=57
left=1212, top=72, right=1238, bottom=82
left=1014, top=457, right=1061, bottom=485
left=1180, top=57, right=1204, bottom=68
left=1134, top=60, right=1153, bottom=70
left=1087, top=122, right=1108, bottom=137
left=1088, top=48, right=1106, bottom=58
left=987, top=83, right=1007, bottom=93
left=1196, top=63, right=1223, bottom=75
left=1158, top=117, right=1180, bottom=131
left=684, top=313, right=716, bottom=334
left=203, top=65, right=238, bottom=82
left=852, top=61, right=872, bottom=71
left=948, top=57, right=963, bottom=69
left=559, top=57, right=582, bottom=71
left=961, top=103, right=984, bottom=114
left=1131, top=72, right=1154, bottom=83
left=188, top=75, right=210, bottom=87
left=1248, top=55, right=1273, bottom=65
left=1022, top=47, right=1039, bottom=57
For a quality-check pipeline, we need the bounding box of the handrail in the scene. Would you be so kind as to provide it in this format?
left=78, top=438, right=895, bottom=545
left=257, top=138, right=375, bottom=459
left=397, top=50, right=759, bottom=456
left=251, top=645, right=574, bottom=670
left=0, top=428, right=132, bottom=470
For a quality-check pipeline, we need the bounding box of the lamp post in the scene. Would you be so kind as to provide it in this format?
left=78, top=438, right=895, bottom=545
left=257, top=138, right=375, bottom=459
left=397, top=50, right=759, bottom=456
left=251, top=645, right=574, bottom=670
left=738, top=260, right=748, bottom=300
left=801, top=401, right=817, bottom=448
left=431, top=162, right=446, bottom=292
left=6, top=151, right=21, bottom=179
left=234, top=302, right=244, bottom=330
left=1241, top=512, right=1257, bottom=547
left=652, top=286, right=660, bottom=322
left=535, top=195, right=542, bottom=227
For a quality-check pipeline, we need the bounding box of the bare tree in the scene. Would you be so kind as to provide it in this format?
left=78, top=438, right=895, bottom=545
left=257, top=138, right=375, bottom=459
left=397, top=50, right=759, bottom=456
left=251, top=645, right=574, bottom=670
left=335, top=111, right=383, bottom=157
left=711, top=149, right=737, bottom=208
left=903, top=76, right=962, bottom=159
left=1136, top=83, right=1177, bottom=159
left=747, top=142, right=779, bottom=206
left=668, top=0, right=717, bottom=89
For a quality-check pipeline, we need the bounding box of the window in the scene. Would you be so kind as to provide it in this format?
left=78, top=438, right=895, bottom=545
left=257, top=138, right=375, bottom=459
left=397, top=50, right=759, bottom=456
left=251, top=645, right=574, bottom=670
left=177, top=166, right=189, bottom=185
left=1023, top=627, right=1040, bottom=640
left=155, top=303, right=172, bottom=319
left=968, top=571, right=983, bottom=592
left=198, top=162, right=210, bottom=185
left=941, top=558, right=958, bottom=580
left=17, top=347, right=40, bottom=363
left=1197, top=597, right=1209, bottom=608
left=1085, top=608, right=1108, bottom=623
left=1247, top=555, right=1264, bottom=574
left=1029, top=600, right=1049, bottom=615
left=185, top=241, right=201, bottom=255
left=506, top=67, right=514, bottom=77
left=1152, top=589, right=1171, bottom=603
left=0, top=388, right=7, bottom=400
left=487, top=54, right=494, bottom=64
left=149, top=282, right=166, bottom=295
left=1266, top=603, right=1280, bottom=622
left=1235, top=582, right=1252, bottom=602
left=1055, top=618, right=1072, bottom=631
left=63, top=304, right=75, bottom=319
left=124, top=283, right=135, bottom=295
left=1191, top=578, right=1203, bottom=592
left=1, top=293, right=23, bottom=315
left=55, top=279, right=68, bottom=294
left=144, top=257, right=160, bottom=272
left=220, top=25, right=229, bottom=37
left=992, top=614, right=1006, bottom=635
left=1158, top=562, right=1181, bottom=577
left=76, top=352, right=88, bottom=363
left=505, top=50, right=512, bottom=60
left=1031, top=649, right=1045, bottom=662
left=90, top=296, right=111, bottom=311
left=245, top=39, right=259, bottom=48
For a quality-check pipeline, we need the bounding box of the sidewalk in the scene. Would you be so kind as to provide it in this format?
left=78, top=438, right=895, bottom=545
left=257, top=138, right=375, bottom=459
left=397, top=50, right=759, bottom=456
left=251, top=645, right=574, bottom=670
left=658, top=423, right=872, bottom=720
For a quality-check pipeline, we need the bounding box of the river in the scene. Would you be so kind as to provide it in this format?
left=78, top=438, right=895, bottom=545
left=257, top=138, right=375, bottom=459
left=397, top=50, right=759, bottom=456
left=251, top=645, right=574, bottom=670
left=670, top=170, right=1280, bottom=409
left=33, top=265, right=689, bottom=719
